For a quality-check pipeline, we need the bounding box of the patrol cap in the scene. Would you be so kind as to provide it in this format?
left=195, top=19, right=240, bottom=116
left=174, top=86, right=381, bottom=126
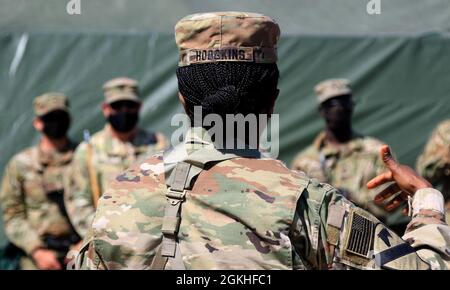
left=33, top=92, right=70, bottom=117
left=175, top=11, right=280, bottom=67
left=314, top=79, right=352, bottom=104
left=102, top=77, right=140, bottom=104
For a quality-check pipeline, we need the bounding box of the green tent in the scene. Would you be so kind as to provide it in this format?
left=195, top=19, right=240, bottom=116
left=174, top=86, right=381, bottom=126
left=1, top=0, right=449, bottom=247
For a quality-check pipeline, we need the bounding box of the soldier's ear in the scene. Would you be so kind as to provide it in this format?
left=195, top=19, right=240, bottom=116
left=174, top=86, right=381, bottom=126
left=33, top=117, right=44, bottom=132
left=101, top=102, right=111, bottom=118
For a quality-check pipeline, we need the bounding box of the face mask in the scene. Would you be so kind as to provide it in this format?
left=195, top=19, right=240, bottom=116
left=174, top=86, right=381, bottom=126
left=321, top=96, right=353, bottom=131
left=107, top=111, right=139, bottom=133
left=41, top=111, right=70, bottom=139
left=324, top=106, right=352, bottom=129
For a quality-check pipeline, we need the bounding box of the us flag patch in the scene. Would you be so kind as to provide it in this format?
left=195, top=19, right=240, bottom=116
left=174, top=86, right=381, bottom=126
left=345, top=211, right=376, bottom=258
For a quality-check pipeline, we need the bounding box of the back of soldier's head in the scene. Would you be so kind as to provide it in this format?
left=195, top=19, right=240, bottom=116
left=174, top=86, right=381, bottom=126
left=174, top=12, right=281, bottom=119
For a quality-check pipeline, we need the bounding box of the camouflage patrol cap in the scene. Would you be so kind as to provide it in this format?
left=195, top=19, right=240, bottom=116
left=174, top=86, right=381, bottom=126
left=33, top=92, right=69, bottom=117
left=102, top=77, right=140, bottom=104
left=175, top=11, right=280, bottom=67
left=314, top=79, right=352, bottom=104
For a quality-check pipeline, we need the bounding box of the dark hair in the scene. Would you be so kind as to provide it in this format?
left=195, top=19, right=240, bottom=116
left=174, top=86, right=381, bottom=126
left=176, top=62, right=279, bottom=120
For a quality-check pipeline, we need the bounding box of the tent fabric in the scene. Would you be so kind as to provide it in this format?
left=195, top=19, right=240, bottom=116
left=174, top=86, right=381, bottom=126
left=1, top=0, right=450, bottom=246
left=2, top=32, right=448, bottom=174
left=1, top=0, right=450, bottom=35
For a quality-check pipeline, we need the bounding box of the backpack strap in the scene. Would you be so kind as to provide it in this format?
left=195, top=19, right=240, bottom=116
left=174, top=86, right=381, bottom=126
left=83, top=130, right=101, bottom=209
left=150, top=146, right=260, bottom=269
left=151, top=161, right=191, bottom=270
left=86, top=143, right=101, bottom=209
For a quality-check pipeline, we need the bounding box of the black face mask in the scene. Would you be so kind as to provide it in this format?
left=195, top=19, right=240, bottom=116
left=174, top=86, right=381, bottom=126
left=324, top=106, right=352, bottom=130
left=107, top=111, right=139, bottom=133
left=40, top=111, right=70, bottom=139
left=320, top=95, right=354, bottom=131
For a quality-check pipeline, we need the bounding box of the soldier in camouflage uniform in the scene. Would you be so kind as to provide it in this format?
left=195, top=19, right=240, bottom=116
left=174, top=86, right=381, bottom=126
left=290, top=80, right=391, bottom=222
left=75, top=12, right=450, bottom=270
left=417, top=119, right=450, bottom=224
left=65, top=77, right=168, bottom=239
left=0, top=93, right=80, bottom=270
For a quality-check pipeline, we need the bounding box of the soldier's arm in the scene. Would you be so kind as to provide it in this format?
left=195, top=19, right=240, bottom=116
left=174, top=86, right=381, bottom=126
left=416, top=122, right=450, bottom=182
left=64, top=143, right=97, bottom=238
left=292, top=184, right=450, bottom=270
left=75, top=156, right=166, bottom=270
left=0, top=159, right=44, bottom=255
left=366, top=146, right=449, bottom=269
left=291, top=146, right=450, bottom=270
left=74, top=229, right=108, bottom=270
left=401, top=188, right=449, bottom=269
left=290, top=182, right=343, bottom=269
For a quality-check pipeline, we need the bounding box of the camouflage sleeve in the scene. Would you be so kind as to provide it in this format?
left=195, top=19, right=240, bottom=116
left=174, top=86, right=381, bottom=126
left=290, top=151, right=324, bottom=182
left=290, top=152, right=307, bottom=171
left=290, top=182, right=335, bottom=269
left=416, top=122, right=450, bottom=183
left=399, top=188, right=449, bottom=269
left=64, top=143, right=96, bottom=238
left=292, top=182, right=450, bottom=270
left=0, top=159, right=44, bottom=255
left=75, top=155, right=166, bottom=270
left=74, top=229, right=108, bottom=270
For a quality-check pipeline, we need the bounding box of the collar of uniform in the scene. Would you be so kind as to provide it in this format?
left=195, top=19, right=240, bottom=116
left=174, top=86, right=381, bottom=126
left=102, top=125, right=149, bottom=156
left=183, top=127, right=259, bottom=153
left=164, top=127, right=215, bottom=166
left=184, top=126, right=263, bottom=158
left=164, top=126, right=263, bottom=179
left=184, top=127, right=215, bottom=154
left=37, top=140, right=75, bottom=167
left=162, top=127, right=214, bottom=177
left=313, top=131, right=328, bottom=151
left=315, top=131, right=365, bottom=158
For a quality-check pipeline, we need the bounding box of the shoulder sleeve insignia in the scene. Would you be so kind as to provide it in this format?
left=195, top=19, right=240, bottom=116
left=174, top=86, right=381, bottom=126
left=344, top=210, right=376, bottom=259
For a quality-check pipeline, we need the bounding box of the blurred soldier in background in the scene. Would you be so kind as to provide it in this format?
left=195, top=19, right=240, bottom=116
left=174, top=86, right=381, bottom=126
left=417, top=119, right=450, bottom=224
left=65, top=77, right=167, bottom=239
left=76, top=12, right=450, bottom=270
left=291, top=80, right=391, bottom=222
left=0, top=93, right=80, bottom=270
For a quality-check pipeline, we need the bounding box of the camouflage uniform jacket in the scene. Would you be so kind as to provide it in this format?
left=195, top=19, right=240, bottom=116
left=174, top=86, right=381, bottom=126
left=291, top=132, right=390, bottom=220
left=416, top=120, right=450, bottom=223
left=76, top=128, right=450, bottom=270
left=0, top=141, right=78, bottom=255
left=65, top=125, right=167, bottom=238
